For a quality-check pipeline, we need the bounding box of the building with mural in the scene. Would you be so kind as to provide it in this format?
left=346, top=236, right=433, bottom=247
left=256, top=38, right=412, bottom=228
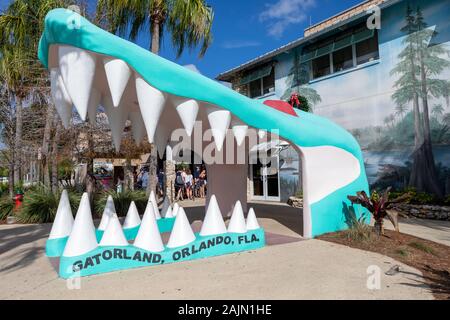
left=217, top=0, right=450, bottom=202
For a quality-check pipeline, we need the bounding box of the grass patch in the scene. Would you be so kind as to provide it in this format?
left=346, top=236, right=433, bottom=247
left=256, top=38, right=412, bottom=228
left=341, top=218, right=373, bottom=242
left=408, top=241, right=436, bottom=255
left=395, top=247, right=409, bottom=257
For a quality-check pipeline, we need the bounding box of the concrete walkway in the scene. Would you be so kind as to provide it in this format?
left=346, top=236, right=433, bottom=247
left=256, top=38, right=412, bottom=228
left=384, top=218, right=450, bottom=247
left=0, top=203, right=434, bottom=300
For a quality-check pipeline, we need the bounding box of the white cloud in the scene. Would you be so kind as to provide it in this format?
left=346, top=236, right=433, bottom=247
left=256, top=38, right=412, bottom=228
left=221, top=40, right=261, bottom=49
left=259, top=0, right=316, bottom=38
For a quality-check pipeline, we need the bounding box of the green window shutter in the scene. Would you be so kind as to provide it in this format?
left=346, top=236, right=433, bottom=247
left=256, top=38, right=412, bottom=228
left=315, top=43, right=334, bottom=58
left=352, top=29, right=375, bottom=44
left=300, top=51, right=315, bottom=63
left=239, top=65, right=273, bottom=86
left=333, top=35, right=353, bottom=51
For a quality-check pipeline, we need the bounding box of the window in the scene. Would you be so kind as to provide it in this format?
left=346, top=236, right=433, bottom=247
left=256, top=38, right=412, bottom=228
left=249, top=79, right=262, bottom=98
left=245, top=67, right=275, bottom=98
left=312, top=54, right=331, bottom=79
left=262, top=71, right=275, bottom=95
left=333, top=46, right=354, bottom=72
left=356, top=32, right=379, bottom=65
left=303, top=22, right=379, bottom=80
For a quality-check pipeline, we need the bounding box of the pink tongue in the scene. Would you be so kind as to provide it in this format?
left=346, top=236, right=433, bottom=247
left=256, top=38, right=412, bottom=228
left=263, top=100, right=298, bottom=117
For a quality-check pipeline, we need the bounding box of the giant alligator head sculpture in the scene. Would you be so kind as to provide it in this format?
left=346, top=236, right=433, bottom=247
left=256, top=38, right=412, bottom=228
left=39, top=8, right=370, bottom=240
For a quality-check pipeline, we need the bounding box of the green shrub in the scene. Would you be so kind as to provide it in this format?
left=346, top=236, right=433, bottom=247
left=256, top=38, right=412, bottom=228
left=0, top=183, right=9, bottom=197
left=408, top=241, right=435, bottom=255
left=0, top=196, right=14, bottom=221
left=94, top=190, right=148, bottom=217
left=342, top=214, right=373, bottom=242
left=16, top=187, right=81, bottom=224
left=389, top=187, right=438, bottom=205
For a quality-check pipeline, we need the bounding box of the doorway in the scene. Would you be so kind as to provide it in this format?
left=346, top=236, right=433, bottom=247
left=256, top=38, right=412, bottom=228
left=250, top=155, right=280, bottom=202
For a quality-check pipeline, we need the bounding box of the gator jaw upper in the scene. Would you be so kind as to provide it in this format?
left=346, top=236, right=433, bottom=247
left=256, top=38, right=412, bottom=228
left=41, top=8, right=370, bottom=238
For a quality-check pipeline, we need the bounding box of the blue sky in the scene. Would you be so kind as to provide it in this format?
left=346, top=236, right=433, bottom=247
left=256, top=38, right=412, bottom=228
left=1, top=0, right=363, bottom=78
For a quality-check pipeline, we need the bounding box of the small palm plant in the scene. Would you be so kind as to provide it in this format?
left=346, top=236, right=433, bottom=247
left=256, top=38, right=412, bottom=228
left=347, top=187, right=405, bottom=236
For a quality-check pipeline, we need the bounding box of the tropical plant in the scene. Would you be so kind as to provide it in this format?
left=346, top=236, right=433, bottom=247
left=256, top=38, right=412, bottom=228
left=0, top=195, right=14, bottom=221
left=94, top=190, right=148, bottom=217
left=347, top=187, right=407, bottom=235
left=96, top=0, right=214, bottom=56
left=0, top=0, right=72, bottom=193
left=343, top=215, right=373, bottom=242
left=281, top=49, right=321, bottom=107
left=17, top=187, right=81, bottom=224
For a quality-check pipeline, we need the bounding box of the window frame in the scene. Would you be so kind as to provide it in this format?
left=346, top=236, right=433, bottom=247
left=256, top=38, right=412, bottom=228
left=245, top=68, right=275, bottom=98
left=305, top=26, right=379, bottom=81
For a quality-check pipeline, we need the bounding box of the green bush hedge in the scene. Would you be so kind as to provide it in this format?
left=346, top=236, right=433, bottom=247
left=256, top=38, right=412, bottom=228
left=16, top=187, right=81, bottom=224
left=0, top=196, right=13, bottom=221
left=94, top=190, right=148, bottom=217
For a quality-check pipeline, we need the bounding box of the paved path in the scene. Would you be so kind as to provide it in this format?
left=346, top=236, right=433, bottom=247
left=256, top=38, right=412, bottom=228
left=383, top=218, right=450, bottom=247
left=0, top=204, right=434, bottom=300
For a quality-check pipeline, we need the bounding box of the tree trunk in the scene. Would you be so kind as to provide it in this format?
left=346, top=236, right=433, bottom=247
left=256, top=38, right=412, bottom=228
left=124, top=158, right=134, bottom=191
left=13, top=98, right=23, bottom=186
left=409, top=50, right=443, bottom=197
left=42, top=104, right=55, bottom=187
left=51, top=121, right=61, bottom=194
left=374, top=220, right=384, bottom=236
left=151, top=19, right=160, bottom=54
left=86, top=124, right=96, bottom=206
left=145, top=20, right=161, bottom=197
left=8, top=157, right=14, bottom=199
left=146, top=147, right=158, bottom=196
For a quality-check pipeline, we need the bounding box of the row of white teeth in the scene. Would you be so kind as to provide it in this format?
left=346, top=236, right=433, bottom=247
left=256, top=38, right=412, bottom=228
left=51, top=45, right=252, bottom=153
left=50, top=190, right=260, bottom=258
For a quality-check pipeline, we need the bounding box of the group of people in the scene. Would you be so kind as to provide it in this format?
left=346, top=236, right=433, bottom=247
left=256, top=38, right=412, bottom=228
left=175, top=165, right=207, bottom=201
left=133, top=165, right=207, bottom=201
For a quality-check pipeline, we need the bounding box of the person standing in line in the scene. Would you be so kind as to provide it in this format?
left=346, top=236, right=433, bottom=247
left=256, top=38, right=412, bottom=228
left=175, top=168, right=185, bottom=201
left=185, top=169, right=194, bottom=200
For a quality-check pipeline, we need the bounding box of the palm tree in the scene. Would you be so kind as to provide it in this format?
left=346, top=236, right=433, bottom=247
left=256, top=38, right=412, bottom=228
left=96, top=0, right=214, bottom=197
left=432, top=104, right=444, bottom=118
left=0, top=0, right=71, bottom=191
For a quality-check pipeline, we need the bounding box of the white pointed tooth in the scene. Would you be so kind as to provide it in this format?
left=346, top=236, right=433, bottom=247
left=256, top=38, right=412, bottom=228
left=99, top=214, right=128, bottom=246
left=133, top=203, right=164, bottom=252
left=165, top=205, right=174, bottom=218
left=167, top=207, right=196, bottom=248
left=49, top=190, right=74, bottom=239
left=58, top=46, right=96, bottom=121
left=98, top=195, right=116, bottom=231
left=231, top=118, right=248, bottom=147
left=228, top=201, right=247, bottom=233
left=246, top=208, right=260, bottom=230
left=149, top=191, right=161, bottom=220
left=161, top=197, right=171, bottom=218
left=87, top=88, right=101, bottom=125
left=50, top=68, right=72, bottom=129
left=102, top=95, right=128, bottom=152
left=175, top=99, right=199, bottom=136
left=206, top=106, right=231, bottom=152
left=135, top=76, right=166, bottom=143
left=123, top=201, right=141, bottom=229
left=62, top=193, right=97, bottom=257
left=104, top=58, right=131, bottom=107
left=129, top=110, right=146, bottom=145
left=200, top=195, right=227, bottom=236
left=172, top=203, right=180, bottom=217
left=258, top=130, right=267, bottom=139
